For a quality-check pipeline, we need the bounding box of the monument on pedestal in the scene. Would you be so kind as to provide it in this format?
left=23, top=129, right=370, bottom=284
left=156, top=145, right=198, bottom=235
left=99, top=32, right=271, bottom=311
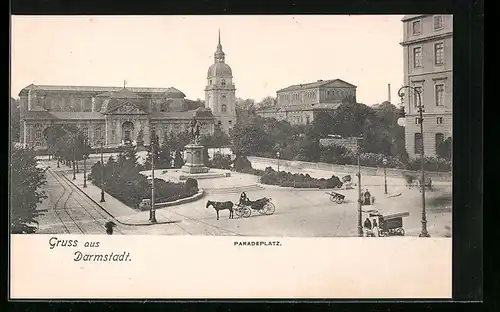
left=135, top=129, right=146, bottom=152
left=181, top=117, right=210, bottom=174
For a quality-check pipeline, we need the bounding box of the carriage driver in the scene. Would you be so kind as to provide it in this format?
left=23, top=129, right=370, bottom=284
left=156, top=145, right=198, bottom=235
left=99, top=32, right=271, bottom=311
left=239, top=192, right=251, bottom=206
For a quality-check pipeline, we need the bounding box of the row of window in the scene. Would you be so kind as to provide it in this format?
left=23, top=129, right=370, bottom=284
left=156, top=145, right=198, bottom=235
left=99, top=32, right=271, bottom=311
left=414, top=116, right=445, bottom=125
left=411, top=83, right=445, bottom=107
left=412, top=41, right=444, bottom=68
left=34, top=97, right=93, bottom=112
left=208, top=78, right=227, bottom=86
left=414, top=132, right=445, bottom=154
left=411, top=15, right=444, bottom=36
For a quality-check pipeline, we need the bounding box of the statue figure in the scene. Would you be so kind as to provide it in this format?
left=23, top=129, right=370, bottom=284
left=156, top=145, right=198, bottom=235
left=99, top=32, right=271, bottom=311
left=189, top=117, right=200, bottom=144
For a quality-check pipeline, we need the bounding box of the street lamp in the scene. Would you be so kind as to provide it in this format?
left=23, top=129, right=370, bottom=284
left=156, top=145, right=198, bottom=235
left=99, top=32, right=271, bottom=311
left=383, top=157, right=388, bottom=194
left=398, top=85, right=430, bottom=238
left=149, top=131, right=159, bottom=224
left=276, top=151, right=281, bottom=172
left=83, top=137, right=88, bottom=188
left=99, top=141, right=105, bottom=203
left=72, top=134, right=76, bottom=180
left=356, top=136, right=363, bottom=237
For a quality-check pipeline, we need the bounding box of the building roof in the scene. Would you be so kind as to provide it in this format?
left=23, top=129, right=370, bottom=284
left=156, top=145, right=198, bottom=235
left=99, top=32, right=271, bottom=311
left=257, top=103, right=342, bottom=113
left=401, top=15, right=424, bottom=21
left=150, top=108, right=214, bottom=120
left=207, top=62, right=233, bottom=78
left=277, top=79, right=356, bottom=93
left=18, top=84, right=186, bottom=96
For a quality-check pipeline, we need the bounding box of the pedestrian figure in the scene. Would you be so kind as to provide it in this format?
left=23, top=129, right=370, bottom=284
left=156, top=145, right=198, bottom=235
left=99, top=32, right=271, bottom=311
left=363, top=189, right=371, bottom=205
left=105, top=221, right=116, bottom=235
left=363, top=217, right=372, bottom=237
left=372, top=219, right=379, bottom=237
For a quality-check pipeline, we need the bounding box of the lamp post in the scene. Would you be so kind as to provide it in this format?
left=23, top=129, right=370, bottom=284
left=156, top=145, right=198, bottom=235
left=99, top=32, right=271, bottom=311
left=149, top=131, right=158, bottom=224
left=83, top=137, right=88, bottom=188
left=356, top=137, right=363, bottom=237
left=72, top=134, right=76, bottom=180
left=99, top=141, right=105, bottom=203
left=398, top=85, right=429, bottom=238
left=383, top=157, right=388, bottom=194
left=276, top=151, right=281, bottom=172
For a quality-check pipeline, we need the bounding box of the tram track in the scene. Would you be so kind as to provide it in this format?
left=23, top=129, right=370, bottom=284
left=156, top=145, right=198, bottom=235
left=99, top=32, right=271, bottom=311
left=47, top=168, right=123, bottom=235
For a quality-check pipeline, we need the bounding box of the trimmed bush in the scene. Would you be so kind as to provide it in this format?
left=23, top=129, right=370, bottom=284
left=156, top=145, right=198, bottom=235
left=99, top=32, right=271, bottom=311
left=233, top=155, right=253, bottom=172
left=211, top=153, right=232, bottom=170
left=259, top=167, right=343, bottom=189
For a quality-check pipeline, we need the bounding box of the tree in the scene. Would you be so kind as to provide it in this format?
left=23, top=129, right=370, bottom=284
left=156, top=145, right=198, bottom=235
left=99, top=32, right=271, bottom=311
left=10, top=144, right=48, bottom=233
left=173, top=150, right=184, bottom=168
left=235, top=98, right=257, bottom=120
left=257, top=96, right=276, bottom=109
left=436, top=137, right=452, bottom=160
left=230, top=115, right=273, bottom=156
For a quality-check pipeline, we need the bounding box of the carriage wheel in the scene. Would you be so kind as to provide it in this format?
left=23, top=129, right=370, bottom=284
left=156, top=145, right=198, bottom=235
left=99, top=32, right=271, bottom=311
left=335, top=197, right=344, bottom=204
left=329, top=195, right=336, bottom=203
left=396, top=228, right=405, bottom=236
left=264, top=202, right=275, bottom=215
left=234, top=207, right=244, bottom=218
left=258, top=208, right=267, bottom=215
left=242, top=207, right=252, bottom=218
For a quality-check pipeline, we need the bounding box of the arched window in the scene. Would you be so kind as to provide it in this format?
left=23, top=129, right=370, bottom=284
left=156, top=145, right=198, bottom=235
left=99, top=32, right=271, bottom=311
left=221, top=79, right=226, bottom=86
left=160, top=102, right=167, bottom=112
left=435, top=133, right=444, bottom=151
left=82, top=127, right=89, bottom=138
left=221, top=104, right=227, bottom=113
left=414, top=133, right=423, bottom=155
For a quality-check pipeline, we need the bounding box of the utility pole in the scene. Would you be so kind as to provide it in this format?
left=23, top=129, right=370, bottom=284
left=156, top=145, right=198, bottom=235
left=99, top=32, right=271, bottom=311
left=100, top=141, right=105, bottom=203
left=398, top=86, right=429, bottom=237
left=83, top=137, right=87, bottom=188
left=149, top=131, right=158, bottom=224
left=357, top=137, right=363, bottom=237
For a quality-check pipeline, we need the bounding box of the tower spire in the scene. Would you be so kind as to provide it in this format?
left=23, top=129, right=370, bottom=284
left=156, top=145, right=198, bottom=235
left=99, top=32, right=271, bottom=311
left=214, top=29, right=225, bottom=63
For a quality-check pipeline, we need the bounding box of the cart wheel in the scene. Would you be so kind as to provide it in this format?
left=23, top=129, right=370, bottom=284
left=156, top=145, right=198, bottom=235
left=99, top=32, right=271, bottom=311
left=264, top=202, right=275, bottom=215
left=234, top=207, right=244, bottom=218
left=242, top=207, right=252, bottom=218
left=397, top=228, right=405, bottom=236
left=335, top=197, right=344, bottom=204
left=258, top=208, right=267, bottom=215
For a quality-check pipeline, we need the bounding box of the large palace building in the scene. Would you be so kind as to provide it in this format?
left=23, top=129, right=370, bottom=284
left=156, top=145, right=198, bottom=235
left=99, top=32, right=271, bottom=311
left=400, top=15, right=453, bottom=157
left=256, top=79, right=357, bottom=125
left=18, top=31, right=237, bottom=150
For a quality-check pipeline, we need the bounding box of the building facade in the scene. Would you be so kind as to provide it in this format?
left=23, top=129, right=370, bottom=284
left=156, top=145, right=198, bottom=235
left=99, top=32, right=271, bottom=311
left=256, top=79, right=357, bottom=126
left=205, top=31, right=237, bottom=133
left=400, top=14, right=453, bottom=158
left=18, top=32, right=236, bottom=150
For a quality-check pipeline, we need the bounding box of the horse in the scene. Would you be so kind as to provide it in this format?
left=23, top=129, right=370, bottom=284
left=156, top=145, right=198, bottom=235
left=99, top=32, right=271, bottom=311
left=206, top=200, right=234, bottom=220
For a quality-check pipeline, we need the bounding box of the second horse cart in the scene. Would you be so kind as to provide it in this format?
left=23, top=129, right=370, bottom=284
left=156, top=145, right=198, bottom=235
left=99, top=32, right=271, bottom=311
left=326, top=191, right=346, bottom=204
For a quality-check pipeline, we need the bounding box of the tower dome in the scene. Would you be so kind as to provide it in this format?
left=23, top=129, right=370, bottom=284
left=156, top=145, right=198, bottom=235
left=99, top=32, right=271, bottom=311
left=207, top=29, right=232, bottom=78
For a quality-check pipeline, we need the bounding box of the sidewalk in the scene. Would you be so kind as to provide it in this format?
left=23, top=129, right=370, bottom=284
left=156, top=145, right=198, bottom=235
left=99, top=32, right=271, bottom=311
left=64, top=172, right=177, bottom=226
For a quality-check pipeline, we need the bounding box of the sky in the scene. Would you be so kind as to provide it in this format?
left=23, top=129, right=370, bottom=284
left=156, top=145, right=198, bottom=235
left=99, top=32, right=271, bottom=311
left=11, top=15, right=405, bottom=105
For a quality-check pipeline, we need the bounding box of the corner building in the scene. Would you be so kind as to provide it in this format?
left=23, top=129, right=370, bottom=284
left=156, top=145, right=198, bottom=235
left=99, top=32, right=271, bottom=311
left=400, top=14, right=453, bottom=157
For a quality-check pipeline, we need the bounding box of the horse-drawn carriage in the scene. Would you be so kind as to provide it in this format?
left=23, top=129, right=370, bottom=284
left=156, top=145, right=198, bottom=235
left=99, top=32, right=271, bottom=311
left=206, top=195, right=275, bottom=220
left=234, top=197, right=275, bottom=218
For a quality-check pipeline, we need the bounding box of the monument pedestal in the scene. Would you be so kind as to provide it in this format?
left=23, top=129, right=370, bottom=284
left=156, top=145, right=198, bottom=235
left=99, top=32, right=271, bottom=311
left=181, top=144, right=209, bottom=174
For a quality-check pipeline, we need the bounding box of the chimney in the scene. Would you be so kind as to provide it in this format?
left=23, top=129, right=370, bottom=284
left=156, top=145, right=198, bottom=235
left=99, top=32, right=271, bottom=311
left=388, top=83, right=391, bottom=103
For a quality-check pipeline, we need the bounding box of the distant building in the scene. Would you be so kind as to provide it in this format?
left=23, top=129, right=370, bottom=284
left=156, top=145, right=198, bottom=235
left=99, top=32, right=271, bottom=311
left=400, top=14, right=453, bottom=157
left=18, top=31, right=236, bottom=150
left=256, top=79, right=357, bottom=126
